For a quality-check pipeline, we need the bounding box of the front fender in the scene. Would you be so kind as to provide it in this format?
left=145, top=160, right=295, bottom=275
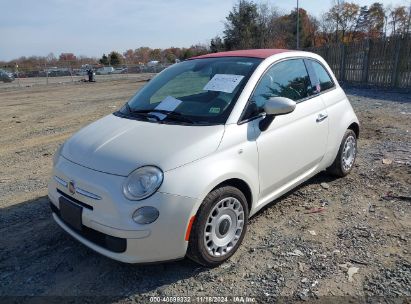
left=159, top=125, right=259, bottom=217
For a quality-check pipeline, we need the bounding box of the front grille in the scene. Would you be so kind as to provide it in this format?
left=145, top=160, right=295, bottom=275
left=57, top=189, right=93, bottom=210
left=50, top=201, right=126, bottom=253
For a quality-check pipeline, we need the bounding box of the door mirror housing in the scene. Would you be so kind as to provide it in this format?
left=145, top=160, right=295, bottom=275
left=259, top=97, right=297, bottom=132
left=264, top=96, right=296, bottom=116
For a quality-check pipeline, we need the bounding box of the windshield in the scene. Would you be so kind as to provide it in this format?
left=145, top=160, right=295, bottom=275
left=116, top=57, right=262, bottom=125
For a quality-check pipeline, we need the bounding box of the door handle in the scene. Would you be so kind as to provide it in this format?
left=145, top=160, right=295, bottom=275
left=316, top=113, right=328, bottom=123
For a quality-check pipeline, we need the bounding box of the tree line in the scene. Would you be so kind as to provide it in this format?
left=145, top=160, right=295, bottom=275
left=0, top=46, right=209, bottom=72
left=1, top=0, right=409, bottom=72
left=213, top=0, right=410, bottom=51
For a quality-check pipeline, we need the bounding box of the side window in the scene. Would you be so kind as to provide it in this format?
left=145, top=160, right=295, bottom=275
left=244, top=59, right=312, bottom=118
left=309, top=60, right=335, bottom=92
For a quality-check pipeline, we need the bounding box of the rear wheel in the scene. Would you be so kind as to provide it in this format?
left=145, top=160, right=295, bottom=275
left=187, top=186, right=249, bottom=267
left=327, top=129, right=357, bottom=177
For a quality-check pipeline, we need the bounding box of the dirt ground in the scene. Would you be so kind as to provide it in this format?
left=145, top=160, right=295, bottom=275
left=0, top=74, right=153, bottom=90
left=0, top=77, right=410, bottom=303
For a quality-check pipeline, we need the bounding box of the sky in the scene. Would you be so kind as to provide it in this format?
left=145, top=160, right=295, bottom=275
left=0, top=0, right=409, bottom=61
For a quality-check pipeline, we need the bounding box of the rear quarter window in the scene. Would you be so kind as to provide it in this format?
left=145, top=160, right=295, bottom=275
left=309, top=60, right=335, bottom=92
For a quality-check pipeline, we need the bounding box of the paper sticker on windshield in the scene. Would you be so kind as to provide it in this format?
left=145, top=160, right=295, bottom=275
left=150, top=96, right=182, bottom=120
left=155, top=96, right=182, bottom=111
left=203, top=74, right=244, bottom=93
left=209, top=107, right=220, bottom=114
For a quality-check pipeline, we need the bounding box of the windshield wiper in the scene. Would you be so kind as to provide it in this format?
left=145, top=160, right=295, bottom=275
left=129, top=109, right=196, bottom=124
left=152, top=109, right=196, bottom=124
left=124, top=104, right=161, bottom=121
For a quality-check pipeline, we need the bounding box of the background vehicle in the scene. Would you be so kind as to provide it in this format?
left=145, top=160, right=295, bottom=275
left=96, top=66, right=114, bottom=75
left=47, top=68, right=71, bottom=77
left=147, top=60, right=159, bottom=67
left=0, top=69, right=15, bottom=82
left=112, top=67, right=127, bottom=74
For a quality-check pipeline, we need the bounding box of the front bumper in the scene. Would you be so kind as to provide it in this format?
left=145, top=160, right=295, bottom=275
left=48, top=156, right=200, bottom=263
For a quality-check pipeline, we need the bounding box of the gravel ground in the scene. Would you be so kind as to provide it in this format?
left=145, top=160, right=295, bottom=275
left=0, top=73, right=156, bottom=89
left=0, top=79, right=410, bottom=303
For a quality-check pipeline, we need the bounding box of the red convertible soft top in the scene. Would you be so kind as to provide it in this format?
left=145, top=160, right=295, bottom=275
left=189, top=49, right=292, bottom=60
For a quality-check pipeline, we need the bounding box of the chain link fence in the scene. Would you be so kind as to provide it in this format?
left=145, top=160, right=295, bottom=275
left=0, top=61, right=169, bottom=89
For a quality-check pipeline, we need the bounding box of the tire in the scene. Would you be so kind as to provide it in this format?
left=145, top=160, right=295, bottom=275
left=187, top=186, right=249, bottom=267
left=327, top=129, right=357, bottom=177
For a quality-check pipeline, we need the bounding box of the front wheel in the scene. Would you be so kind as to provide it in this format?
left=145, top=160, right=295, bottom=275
left=187, top=186, right=249, bottom=267
left=327, top=129, right=357, bottom=177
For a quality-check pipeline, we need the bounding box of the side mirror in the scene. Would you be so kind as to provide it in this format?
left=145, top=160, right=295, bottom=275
left=259, top=97, right=296, bottom=131
left=264, top=96, right=296, bottom=116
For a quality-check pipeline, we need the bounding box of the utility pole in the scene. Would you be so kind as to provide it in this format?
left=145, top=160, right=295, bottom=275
left=336, top=0, right=340, bottom=43
left=15, top=63, right=21, bottom=87
left=296, top=0, right=300, bottom=49
left=407, top=0, right=411, bottom=35
left=384, top=15, right=388, bottom=39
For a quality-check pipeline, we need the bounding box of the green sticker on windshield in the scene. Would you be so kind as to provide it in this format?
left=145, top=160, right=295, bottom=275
left=209, top=107, right=220, bottom=114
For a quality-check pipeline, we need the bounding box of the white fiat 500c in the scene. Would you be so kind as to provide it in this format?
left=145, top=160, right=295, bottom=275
left=49, top=49, right=359, bottom=266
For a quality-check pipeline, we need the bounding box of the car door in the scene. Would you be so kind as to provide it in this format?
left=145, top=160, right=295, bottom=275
left=243, top=58, right=329, bottom=205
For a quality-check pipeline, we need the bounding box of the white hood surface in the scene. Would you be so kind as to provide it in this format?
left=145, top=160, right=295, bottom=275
left=62, top=114, right=225, bottom=176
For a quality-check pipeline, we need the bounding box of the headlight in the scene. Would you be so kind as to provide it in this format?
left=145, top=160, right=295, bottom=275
left=123, top=166, right=163, bottom=200
left=53, top=143, right=64, bottom=166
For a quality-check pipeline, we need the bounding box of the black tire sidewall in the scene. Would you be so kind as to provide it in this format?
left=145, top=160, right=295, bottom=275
left=188, top=186, right=249, bottom=266
left=339, top=130, right=357, bottom=175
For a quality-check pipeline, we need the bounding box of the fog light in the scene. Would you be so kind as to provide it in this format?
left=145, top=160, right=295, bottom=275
left=132, top=206, right=159, bottom=224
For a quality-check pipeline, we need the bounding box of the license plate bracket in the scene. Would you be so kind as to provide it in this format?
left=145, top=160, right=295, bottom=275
left=59, top=196, right=83, bottom=231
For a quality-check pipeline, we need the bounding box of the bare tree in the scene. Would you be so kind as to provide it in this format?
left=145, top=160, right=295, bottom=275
left=327, top=1, right=360, bottom=42
left=256, top=2, right=281, bottom=48
left=388, top=6, right=409, bottom=36
left=319, top=12, right=336, bottom=44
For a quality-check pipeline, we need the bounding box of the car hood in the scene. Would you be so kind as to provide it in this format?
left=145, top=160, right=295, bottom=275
left=61, top=114, right=225, bottom=176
